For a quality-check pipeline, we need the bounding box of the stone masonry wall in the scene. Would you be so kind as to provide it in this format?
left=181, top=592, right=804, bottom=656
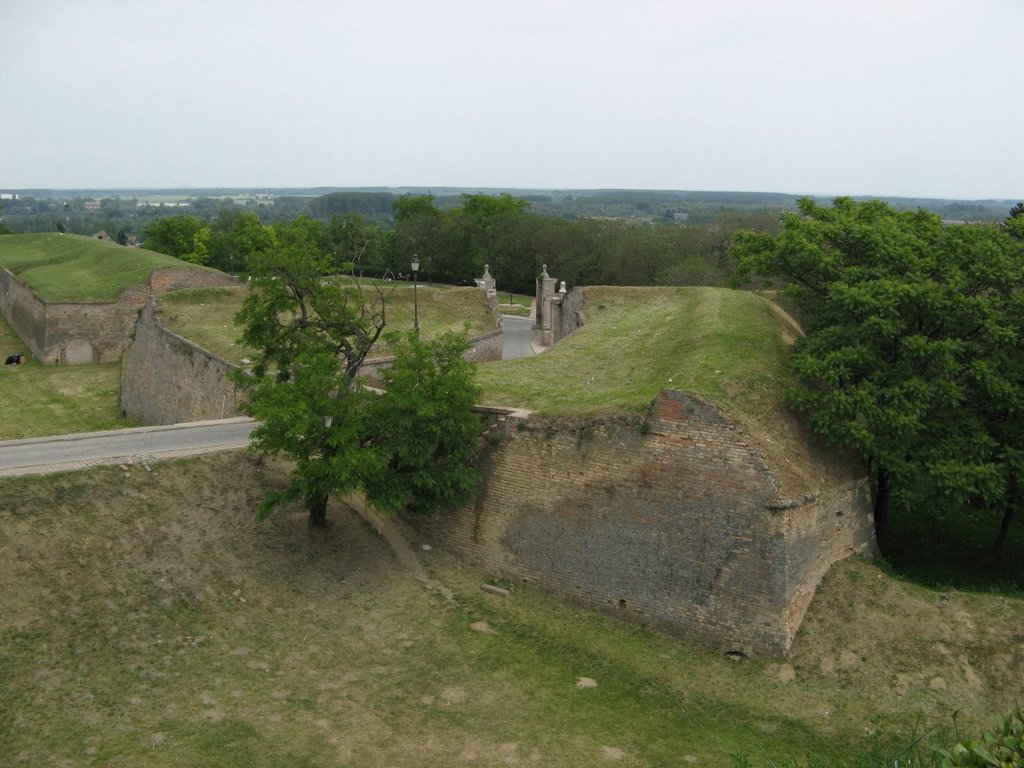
left=558, top=286, right=585, bottom=341
left=121, top=301, right=504, bottom=425
left=0, top=269, right=46, bottom=357
left=417, top=390, right=874, bottom=657
left=0, top=266, right=235, bottom=365
left=121, top=299, right=247, bottom=424
left=43, top=284, right=150, bottom=364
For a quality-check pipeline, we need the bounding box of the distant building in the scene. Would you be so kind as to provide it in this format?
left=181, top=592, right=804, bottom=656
left=0, top=193, right=18, bottom=200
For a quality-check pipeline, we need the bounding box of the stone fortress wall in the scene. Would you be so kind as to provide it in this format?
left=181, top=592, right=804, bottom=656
left=120, top=297, right=505, bottom=425
left=0, top=266, right=235, bottom=365
left=416, top=390, right=874, bottom=657
left=6, top=260, right=877, bottom=657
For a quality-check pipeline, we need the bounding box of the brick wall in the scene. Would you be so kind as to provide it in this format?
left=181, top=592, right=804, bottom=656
left=416, top=390, right=874, bottom=657
left=149, top=267, right=236, bottom=295
left=0, top=267, right=235, bottom=365
left=120, top=299, right=248, bottom=424
left=121, top=301, right=505, bottom=425
left=0, top=269, right=46, bottom=357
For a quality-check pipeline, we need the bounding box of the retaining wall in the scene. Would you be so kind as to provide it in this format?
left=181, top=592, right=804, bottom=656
left=416, top=390, right=874, bottom=657
left=121, top=300, right=247, bottom=424
left=0, top=266, right=235, bottom=365
left=121, top=302, right=505, bottom=425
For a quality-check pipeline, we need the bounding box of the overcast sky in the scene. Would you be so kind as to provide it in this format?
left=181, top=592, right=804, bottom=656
left=1, top=0, right=1021, bottom=199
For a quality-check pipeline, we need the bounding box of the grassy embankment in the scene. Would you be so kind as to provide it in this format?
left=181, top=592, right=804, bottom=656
left=155, top=280, right=498, bottom=366
left=2, top=451, right=1020, bottom=767
left=0, top=233, right=203, bottom=301
left=476, top=286, right=794, bottom=421
left=0, top=234, right=194, bottom=437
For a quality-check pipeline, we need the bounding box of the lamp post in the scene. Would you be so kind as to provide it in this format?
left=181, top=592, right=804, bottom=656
left=411, top=254, right=420, bottom=333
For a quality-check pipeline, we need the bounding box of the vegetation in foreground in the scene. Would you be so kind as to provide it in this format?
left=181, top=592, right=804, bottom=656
left=0, top=233, right=201, bottom=301
left=232, top=229, right=484, bottom=526
left=1, top=452, right=1020, bottom=768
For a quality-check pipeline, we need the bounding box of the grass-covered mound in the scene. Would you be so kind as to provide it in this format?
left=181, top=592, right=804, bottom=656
left=1, top=452, right=1019, bottom=766
left=479, top=286, right=798, bottom=419
left=156, top=282, right=498, bottom=365
left=476, top=286, right=835, bottom=494
left=0, top=233, right=208, bottom=301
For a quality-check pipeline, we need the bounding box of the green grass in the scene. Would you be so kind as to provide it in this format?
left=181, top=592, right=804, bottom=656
left=7, top=452, right=1015, bottom=767
left=156, top=283, right=498, bottom=364
left=0, top=314, right=128, bottom=439
left=0, top=233, right=209, bottom=301
left=477, top=286, right=794, bottom=421
left=496, top=292, right=533, bottom=316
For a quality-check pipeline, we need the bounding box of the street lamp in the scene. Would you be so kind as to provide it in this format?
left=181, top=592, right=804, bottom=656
left=411, top=254, right=420, bottom=333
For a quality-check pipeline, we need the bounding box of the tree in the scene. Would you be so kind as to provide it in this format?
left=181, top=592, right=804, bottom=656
left=733, top=197, right=1024, bottom=559
left=143, top=215, right=209, bottom=263
left=361, top=331, right=483, bottom=517
left=234, top=229, right=482, bottom=527
left=392, top=194, right=444, bottom=278
left=1006, top=202, right=1024, bottom=240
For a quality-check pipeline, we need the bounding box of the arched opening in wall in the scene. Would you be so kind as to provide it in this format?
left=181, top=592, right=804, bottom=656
left=61, top=337, right=95, bottom=365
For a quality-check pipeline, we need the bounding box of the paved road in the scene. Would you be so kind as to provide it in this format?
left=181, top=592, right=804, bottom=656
left=0, top=316, right=540, bottom=478
left=502, top=315, right=539, bottom=359
left=0, top=417, right=257, bottom=477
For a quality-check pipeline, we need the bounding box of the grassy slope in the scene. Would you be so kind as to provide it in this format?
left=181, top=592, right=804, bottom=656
left=0, top=313, right=126, bottom=439
left=156, top=282, right=498, bottom=365
left=0, top=233, right=203, bottom=301
left=477, top=286, right=793, bottom=420
left=0, top=453, right=1019, bottom=767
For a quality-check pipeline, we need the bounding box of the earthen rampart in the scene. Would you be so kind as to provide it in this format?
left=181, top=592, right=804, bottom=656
left=0, top=266, right=234, bottom=365
left=415, top=390, right=874, bottom=657
left=121, top=300, right=505, bottom=425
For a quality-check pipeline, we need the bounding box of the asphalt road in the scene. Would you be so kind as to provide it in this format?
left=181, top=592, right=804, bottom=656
left=0, top=417, right=257, bottom=477
left=502, top=315, right=539, bottom=359
left=0, top=318, right=538, bottom=479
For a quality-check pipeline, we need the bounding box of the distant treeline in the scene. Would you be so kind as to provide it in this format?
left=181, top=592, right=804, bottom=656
left=130, top=192, right=787, bottom=293
left=0, top=188, right=1017, bottom=292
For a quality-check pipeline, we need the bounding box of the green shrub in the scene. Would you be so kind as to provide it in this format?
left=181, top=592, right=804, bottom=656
left=937, top=710, right=1024, bottom=768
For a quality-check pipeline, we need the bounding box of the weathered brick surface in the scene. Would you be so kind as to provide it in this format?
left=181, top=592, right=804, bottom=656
left=121, top=302, right=504, bottom=425
left=1, top=269, right=46, bottom=356
left=416, top=390, right=874, bottom=657
left=149, top=267, right=236, bottom=295
left=0, top=267, right=234, bottom=365
left=120, top=299, right=248, bottom=424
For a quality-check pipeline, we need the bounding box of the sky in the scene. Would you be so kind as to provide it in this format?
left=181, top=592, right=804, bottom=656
left=1, top=0, right=1021, bottom=199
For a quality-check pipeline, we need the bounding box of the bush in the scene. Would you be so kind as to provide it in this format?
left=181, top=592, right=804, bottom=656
left=937, top=710, right=1024, bottom=768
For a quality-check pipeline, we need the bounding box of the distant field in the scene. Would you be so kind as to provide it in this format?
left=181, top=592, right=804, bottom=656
left=157, top=282, right=498, bottom=365
left=0, top=233, right=204, bottom=301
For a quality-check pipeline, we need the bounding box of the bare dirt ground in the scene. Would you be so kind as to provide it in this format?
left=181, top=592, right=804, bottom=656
left=1, top=451, right=1021, bottom=766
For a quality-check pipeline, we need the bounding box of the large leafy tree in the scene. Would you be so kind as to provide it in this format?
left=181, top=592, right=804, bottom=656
left=234, top=222, right=482, bottom=527
left=734, top=197, right=1024, bottom=559
left=143, top=214, right=210, bottom=264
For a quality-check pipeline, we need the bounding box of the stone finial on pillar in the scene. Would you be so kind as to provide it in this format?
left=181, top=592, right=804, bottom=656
left=559, top=280, right=567, bottom=294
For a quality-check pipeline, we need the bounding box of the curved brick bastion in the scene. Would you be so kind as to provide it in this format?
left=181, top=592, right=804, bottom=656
left=414, top=391, right=875, bottom=657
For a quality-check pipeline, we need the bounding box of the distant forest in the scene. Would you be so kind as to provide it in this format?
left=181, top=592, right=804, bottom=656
left=0, top=187, right=1018, bottom=293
